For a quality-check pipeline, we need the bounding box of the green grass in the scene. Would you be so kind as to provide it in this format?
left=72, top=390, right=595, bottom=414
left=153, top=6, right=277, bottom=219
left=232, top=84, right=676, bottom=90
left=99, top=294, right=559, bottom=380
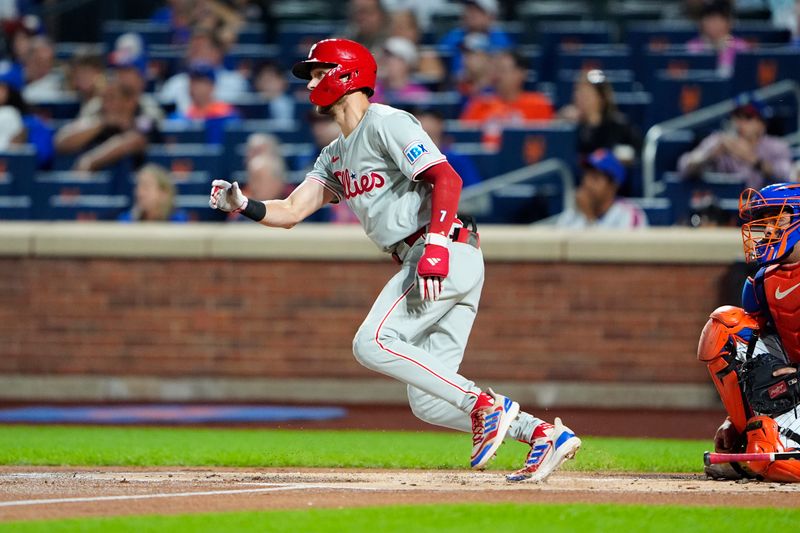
left=2, top=503, right=798, bottom=533
left=0, top=425, right=709, bottom=472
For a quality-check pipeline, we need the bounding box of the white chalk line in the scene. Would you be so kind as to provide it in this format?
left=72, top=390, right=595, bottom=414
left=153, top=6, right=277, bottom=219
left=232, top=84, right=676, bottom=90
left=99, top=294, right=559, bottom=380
left=0, top=483, right=385, bottom=508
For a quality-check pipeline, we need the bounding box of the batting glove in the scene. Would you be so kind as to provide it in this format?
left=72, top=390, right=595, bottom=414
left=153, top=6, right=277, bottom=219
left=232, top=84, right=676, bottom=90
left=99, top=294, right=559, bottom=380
left=209, top=179, right=247, bottom=212
left=416, top=233, right=449, bottom=301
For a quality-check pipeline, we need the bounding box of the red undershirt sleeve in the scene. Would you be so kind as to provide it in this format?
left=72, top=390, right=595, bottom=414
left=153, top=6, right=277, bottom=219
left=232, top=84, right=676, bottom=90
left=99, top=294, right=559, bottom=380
left=419, top=161, right=462, bottom=239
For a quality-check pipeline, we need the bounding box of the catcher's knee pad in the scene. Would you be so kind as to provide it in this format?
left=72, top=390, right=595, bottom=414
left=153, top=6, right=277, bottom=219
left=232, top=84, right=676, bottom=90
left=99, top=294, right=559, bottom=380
left=743, top=415, right=800, bottom=481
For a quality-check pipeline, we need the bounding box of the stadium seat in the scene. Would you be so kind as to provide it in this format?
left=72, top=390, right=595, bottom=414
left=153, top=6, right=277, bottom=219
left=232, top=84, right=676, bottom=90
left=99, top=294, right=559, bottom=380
left=0, top=146, right=37, bottom=196
left=276, top=22, right=339, bottom=66
left=628, top=197, right=673, bottom=225
left=101, top=20, right=172, bottom=49
left=146, top=144, right=225, bottom=178
left=647, top=71, right=732, bottom=124
left=28, top=97, right=82, bottom=120
left=497, top=124, right=579, bottom=175
left=554, top=44, right=633, bottom=74
left=0, top=196, right=31, bottom=220
left=625, top=21, right=697, bottom=53
left=639, top=49, right=718, bottom=91
left=615, top=91, right=653, bottom=131
left=32, top=171, right=120, bottom=220
left=222, top=44, right=281, bottom=72
left=733, top=48, right=800, bottom=93
left=652, top=129, right=696, bottom=183
left=536, top=21, right=615, bottom=81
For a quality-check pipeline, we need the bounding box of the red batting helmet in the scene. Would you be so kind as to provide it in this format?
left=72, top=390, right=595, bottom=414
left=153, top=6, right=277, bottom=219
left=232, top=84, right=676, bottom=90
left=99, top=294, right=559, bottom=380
left=291, top=39, right=377, bottom=107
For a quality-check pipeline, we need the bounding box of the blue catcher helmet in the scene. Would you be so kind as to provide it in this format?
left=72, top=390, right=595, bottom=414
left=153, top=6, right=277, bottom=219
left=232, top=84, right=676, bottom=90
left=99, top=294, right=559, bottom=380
left=739, top=183, right=800, bottom=265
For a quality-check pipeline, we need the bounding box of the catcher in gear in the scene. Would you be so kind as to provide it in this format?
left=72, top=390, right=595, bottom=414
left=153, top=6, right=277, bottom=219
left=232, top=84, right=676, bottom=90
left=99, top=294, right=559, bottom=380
left=699, top=183, right=800, bottom=482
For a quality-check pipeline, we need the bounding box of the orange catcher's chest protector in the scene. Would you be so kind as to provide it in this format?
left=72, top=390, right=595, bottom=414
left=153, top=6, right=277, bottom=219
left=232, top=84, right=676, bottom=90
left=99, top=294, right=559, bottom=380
left=698, top=306, right=759, bottom=433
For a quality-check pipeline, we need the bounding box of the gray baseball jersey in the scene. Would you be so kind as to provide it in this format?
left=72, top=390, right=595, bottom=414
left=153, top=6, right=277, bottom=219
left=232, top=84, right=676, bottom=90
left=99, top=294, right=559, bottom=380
left=305, top=103, right=447, bottom=251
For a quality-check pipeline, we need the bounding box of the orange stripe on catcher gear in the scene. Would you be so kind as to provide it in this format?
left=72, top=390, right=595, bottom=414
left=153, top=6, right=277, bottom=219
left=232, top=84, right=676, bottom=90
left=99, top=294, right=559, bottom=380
left=697, top=305, right=759, bottom=433
left=744, top=415, right=800, bottom=482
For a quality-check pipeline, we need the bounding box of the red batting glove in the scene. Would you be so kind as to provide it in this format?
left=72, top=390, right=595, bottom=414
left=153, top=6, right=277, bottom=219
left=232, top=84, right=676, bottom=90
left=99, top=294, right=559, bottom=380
left=416, top=233, right=450, bottom=301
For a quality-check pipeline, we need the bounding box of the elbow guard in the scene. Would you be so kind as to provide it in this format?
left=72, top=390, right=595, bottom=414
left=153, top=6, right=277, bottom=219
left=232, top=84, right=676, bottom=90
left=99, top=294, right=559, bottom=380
left=697, top=306, right=759, bottom=434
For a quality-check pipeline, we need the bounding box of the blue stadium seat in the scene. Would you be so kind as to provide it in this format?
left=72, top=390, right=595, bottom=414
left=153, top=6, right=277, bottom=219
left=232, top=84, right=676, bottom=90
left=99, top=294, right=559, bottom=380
left=536, top=21, right=615, bottom=81
left=653, top=129, right=696, bottom=183
left=28, top=97, right=82, bottom=120
left=661, top=171, right=746, bottom=224
left=0, top=196, right=31, bottom=220
left=276, top=22, right=338, bottom=67
left=236, top=23, right=269, bottom=45
left=175, top=195, right=227, bottom=222
left=554, top=44, right=633, bottom=74
left=639, top=49, right=718, bottom=90
left=625, top=22, right=697, bottom=54
left=647, top=71, right=732, bottom=124
left=0, top=146, right=37, bottom=196
left=223, top=44, right=281, bottom=71
left=497, top=124, right=579, bottom=175
left=223, top=120, right=310, bottom=174
left=102, top=20, right=172, bottom=50
left=161, top=121, right=208, bottom=145
left=734, top=22, right=792, bottom=46
left=615, top=91, right=653, bottom=131
left=443, top=123, right=483, bottom=144
left=32, top=171, right=118, bottom=220
left=733, top=47, right=800, bottom=93
left=384, top=92, right=463, bottom=120
left=629, top=197, right=673, bottom=226
left=146, top=144, right=224, bottom=178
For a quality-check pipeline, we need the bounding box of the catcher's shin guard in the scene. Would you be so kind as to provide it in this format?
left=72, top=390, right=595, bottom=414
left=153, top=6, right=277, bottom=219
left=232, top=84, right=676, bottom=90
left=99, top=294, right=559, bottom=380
left=744, top=415, right=800, bottom=482
left=698, top=306, right=758, bottom=434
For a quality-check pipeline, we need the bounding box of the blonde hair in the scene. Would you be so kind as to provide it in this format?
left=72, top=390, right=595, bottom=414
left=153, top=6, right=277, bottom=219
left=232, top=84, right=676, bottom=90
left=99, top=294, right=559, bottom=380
left=135, top=163, right=176, bottom=221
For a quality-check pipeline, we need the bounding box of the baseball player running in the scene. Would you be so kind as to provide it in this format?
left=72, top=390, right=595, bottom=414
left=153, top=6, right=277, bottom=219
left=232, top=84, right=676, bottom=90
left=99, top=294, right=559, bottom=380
left=209, top=38, right=580, bottom=481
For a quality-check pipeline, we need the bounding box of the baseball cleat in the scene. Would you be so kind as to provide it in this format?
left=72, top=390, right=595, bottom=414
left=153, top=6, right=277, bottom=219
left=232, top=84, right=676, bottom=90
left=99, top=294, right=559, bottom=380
left=470, top=389, right=520, bottom=469
left=507, top=417, right=581, bottom=482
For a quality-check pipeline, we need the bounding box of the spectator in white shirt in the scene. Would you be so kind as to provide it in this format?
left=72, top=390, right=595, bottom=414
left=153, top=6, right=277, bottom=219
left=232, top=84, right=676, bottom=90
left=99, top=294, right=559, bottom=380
left=22, top=35, right=63, bottom=103
left=555, top=148, right=649, bottom=229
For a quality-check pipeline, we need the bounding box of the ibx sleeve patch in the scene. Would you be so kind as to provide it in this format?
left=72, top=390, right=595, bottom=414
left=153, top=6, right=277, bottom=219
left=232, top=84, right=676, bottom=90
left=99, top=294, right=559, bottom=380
left=403, top=140, right=429, bottom=165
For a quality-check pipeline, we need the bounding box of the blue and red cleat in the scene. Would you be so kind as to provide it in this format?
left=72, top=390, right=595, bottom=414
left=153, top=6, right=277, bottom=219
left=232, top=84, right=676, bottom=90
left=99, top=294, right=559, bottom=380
left=507, top=417, right=581, bottom=482
left=470, top=389, right=520, bottom=469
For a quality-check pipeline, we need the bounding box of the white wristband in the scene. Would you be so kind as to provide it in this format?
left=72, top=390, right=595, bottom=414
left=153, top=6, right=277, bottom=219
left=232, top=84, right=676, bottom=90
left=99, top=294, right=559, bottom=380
left=425, top=233, right=449, bottom=247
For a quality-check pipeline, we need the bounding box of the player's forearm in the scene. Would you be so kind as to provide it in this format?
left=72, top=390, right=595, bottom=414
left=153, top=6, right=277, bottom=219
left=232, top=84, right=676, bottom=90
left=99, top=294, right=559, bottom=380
left=420, top=162, right=462, bottom=237
left=257, top=199, right=304, bottom=229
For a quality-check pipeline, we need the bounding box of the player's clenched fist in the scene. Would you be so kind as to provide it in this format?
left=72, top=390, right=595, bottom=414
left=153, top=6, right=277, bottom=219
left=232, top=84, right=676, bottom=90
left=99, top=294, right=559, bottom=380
left=416, top=233, right=450, bottom=301
left=209, top=179, right=247, bottom=212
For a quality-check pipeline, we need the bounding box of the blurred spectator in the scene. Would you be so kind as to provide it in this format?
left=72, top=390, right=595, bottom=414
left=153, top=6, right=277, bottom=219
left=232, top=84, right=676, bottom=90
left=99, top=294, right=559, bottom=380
left=767, top=0, right=799, bottom=46
left=157, top=28, right=248, bottom=114
left=686, top=190, right=736, bottom=227
left=0, top=67, right=26, bottom=149
left=382, top=0, right=448, bottom=31
left=67, top=52, right=104, bottom=107
left=1, top=14, right=39, bottom=84
left=414, top=107, right=482, bottom=187
left=78, top=34, right=165, bottom=128
left=22, top=36, right=63, bottom=103
left=152, top=0, right=244, bottom=48
left=555, top=149, right=648, bottom=229
left=344, top=0, right=390, bottom=52
left=169, top=63, right=239, bottom=144
left=251, top=61, right=294, bottom=122
left=118, top=163, right=190, bottom=222
left=245, top=132, right=283, bottom=167
left=460, top=50, right=554, bottom=149
left=245, top=153, right=286, bottom=200
left=0, top=62, right=55, bottom=167
left=454, top=32, right=494, bottom=99
left=373, top=37, right=430, bottom=103
left=388, top=10, right=445, bottom=82
left=686, top=0, right=749, bottom=77
left=55, top=77, right=160, bottom=172
left=677, top=98, right=793, bottom=188
left=437, top=0, right=512, bottom=77
left=558, top=69, right=641, bottom=162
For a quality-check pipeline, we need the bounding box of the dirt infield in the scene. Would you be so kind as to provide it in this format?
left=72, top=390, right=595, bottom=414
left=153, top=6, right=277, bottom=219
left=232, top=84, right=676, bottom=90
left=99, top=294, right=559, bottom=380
left=1, top=466, right=799, bottom=522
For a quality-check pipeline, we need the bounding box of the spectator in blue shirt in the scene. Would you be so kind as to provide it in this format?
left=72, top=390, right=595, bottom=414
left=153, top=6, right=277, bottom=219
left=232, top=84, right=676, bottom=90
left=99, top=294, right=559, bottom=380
left=437, top=0, right=512, bottom=76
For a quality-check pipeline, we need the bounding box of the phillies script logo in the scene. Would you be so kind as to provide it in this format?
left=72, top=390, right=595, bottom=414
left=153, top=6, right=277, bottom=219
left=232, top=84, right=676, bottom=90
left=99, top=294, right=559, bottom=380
left=334, top=169, right=386, bottom=199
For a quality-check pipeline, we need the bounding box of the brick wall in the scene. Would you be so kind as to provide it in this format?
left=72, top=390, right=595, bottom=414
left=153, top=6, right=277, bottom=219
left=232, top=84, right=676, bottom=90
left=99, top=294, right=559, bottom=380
left=0, top=256, right=736, bottom=384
